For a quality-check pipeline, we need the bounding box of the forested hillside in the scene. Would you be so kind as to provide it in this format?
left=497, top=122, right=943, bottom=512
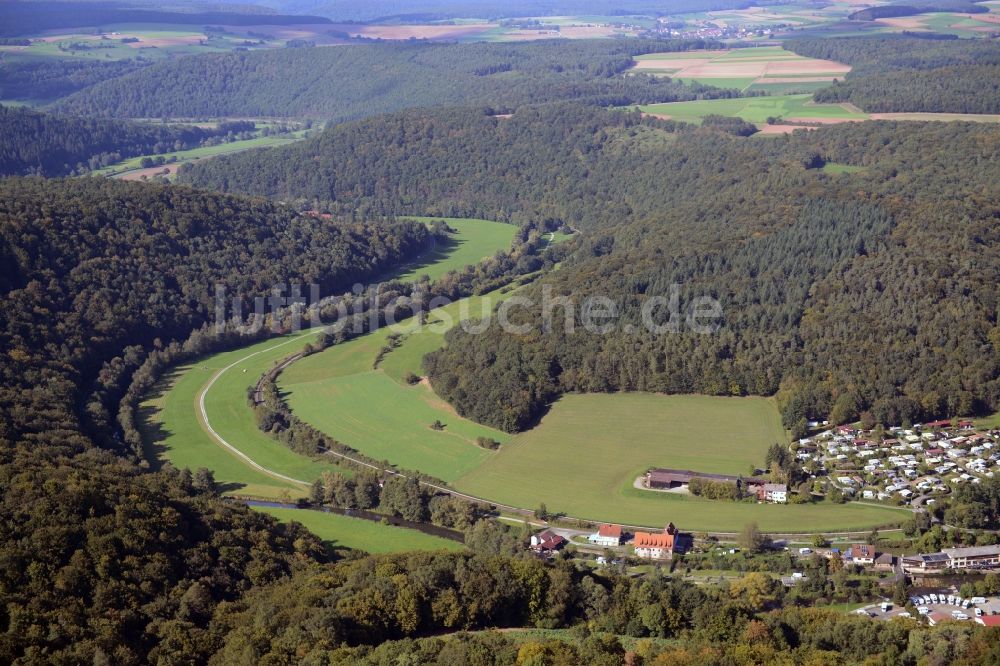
left=180, top=105, right=1000, bottom=433
left=0, top=105, right=242, bottom=176
left=0, top=58, right=146, bottom=105
left=788, top=37, right=1000, bottom=113
left=0, top=178, right=432, bottom=661
left=52, top=39, right=730, bottom=119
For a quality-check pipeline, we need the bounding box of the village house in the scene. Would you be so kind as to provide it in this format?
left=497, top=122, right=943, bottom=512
left=588, top=523, right=623, bottom=548
left=530, top=529, right=566, bottom=554
left=757, top=483, right=788, bottom=504
left=874, top=552, right=896, bottom=571
left=845, top=544, right=876, bottom=566
left=632, top=524, right=677, bottom=560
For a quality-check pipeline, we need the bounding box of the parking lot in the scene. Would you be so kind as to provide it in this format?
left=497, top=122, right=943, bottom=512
left=854, top=591, right=1000, bottom=623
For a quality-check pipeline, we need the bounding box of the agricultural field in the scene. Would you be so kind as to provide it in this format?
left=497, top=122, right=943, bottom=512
left=453, top=393, right=909, bottom=532
left=255, top=507, right=464, bottom=553
left=639, top=93, right=866, bottom=124
left=875, top=9, right=1000, bottom=37
left=638, top=94, right=1000, bottom=131
left=0, top=24, right=296, bottom=64
left=140, top=218, right=516, bottom=497
left=632, top=46, right=850, bottom=93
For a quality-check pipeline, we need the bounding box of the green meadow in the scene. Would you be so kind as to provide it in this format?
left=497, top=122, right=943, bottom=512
left=141, top=217, right=516, bottom=497
left=387, top=217, right=517, bottom=282
left=280, top=292, right=515, bottom=481
left=639, top=94, right=867, bottom=124
left=146, top=212, right=906, bottom=532
left=95, top=130, right=309, bottom=177
left=453, top=393, right=909, bottom=532
left=255, top=507, right=464, bottom=553
left=140, top=331, right=348, bottom=500
left=282, top=300, right=907, bottom=532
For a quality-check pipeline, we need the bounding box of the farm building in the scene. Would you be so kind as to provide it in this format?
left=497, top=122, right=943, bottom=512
left=588, top=523, right=623, bottom=548
left=874, top=552, right=896, bottom=571
left=901, top=545, right=1000, bottom=572
left=901, top=552, right=950, bottom=573
left=645, top=468, right=741, bottom=490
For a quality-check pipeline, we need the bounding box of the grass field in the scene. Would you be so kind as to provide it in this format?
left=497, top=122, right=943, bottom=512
left=283, top=309, right=908, bottom=531
left=255, top=507, right=464, bottom=552
left=639, top=94, right=867, bottom=124
left=453, top=393, right=909, bottom=532
left=95, top=130, right=309, bottom=178
left=387, top=217, right=517, bottom=282
left=141, top=217, right=516, bottom=497
left=280, top=292, right=516, bottom=481
left=140, top=331, right=348, bottom=500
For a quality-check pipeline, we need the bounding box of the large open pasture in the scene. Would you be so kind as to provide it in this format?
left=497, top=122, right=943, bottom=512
left=140, top=332, right=348, bottom=500
left=454, top=393, right=908, bottom=532
left=632, top=46, right=850, bottom=93
left=255, top=507, right=464, bottom=553
left=282, top=298, right=908, bottom=532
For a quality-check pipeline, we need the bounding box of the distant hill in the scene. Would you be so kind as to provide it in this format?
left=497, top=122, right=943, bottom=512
left=848, top=0, right=988, bottom=20
left=248, top=0, right=761, bottom=22
left=51, top=38, right=732, bottom=119
left=0, top=1, right=331, bottom=37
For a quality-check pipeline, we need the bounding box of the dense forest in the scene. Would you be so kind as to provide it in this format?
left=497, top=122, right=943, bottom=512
left=788, top=37, right=1000, bottom=113
left=205, top=550, right=999, bottom=664
left=52, top=38, right=733, bottom=119
left=0, top=105, right=255, bottom=176
left=0, top=57, right=146, bottom=104
left=0, top=177, right=439, bottom=661
left=181, top=104, right=1000, bottom=433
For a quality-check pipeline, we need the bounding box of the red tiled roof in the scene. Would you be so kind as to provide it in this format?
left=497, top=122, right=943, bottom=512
left=634, top=531, right=675, bottom=549
left=926, top=419, right=953, bottom=428
left=598, top=524, right=622, bottom=538
left=978, top=616, right=1000, bottom=627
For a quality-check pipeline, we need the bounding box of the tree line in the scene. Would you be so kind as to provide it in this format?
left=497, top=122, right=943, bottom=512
left=0, top=105, right=263, bottom=176
left=787, top=36, right=1000, bottom=114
